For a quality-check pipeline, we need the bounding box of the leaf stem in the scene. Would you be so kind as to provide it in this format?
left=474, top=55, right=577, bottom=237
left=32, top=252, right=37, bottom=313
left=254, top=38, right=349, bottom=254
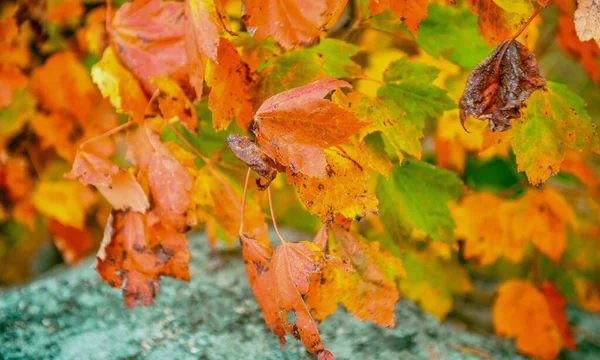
left=164, top=123, right=211, bottom=164
left=510, top=3, right=547, bottom=41
left=267, top=186, right=286, bottom=244
left=239, top=168, right=251, bottom=235
left=80, top=120, right=134, bottom=149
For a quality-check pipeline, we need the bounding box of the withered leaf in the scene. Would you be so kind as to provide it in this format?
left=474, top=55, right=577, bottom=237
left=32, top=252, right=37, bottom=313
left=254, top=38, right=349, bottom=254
left=226, top=133, right=285, bottom=190
left=96, top=211, right=190, bottom=309
left=459, top=39, right=546, bottom=132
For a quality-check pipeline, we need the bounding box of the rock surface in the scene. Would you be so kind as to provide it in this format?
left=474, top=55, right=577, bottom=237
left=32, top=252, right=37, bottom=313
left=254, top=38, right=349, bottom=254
left=1, top=233, right=599, bottom=360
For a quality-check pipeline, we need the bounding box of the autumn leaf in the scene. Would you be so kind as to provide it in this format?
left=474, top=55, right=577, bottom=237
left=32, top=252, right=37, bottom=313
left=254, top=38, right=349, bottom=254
left=206, top=38, right=254, bottom=131
left=30, top=52, right=97, bottom=125
left=509, top=82, right=600, bottom=184
left=270, top=240, right=332, bottom=356
left=96, top=211, right=190, bottom=308
left=108, top=0, right=187, bottom=89
left=555, top=0, right=600, bottom=83
left=574, top=0, right=600, bottom=46
left=254, top=78, right=365, bottom=178
left=0, top=89, right=36, bottom=145
left=254, top=39, right=363, bottom=106
left=512, top=187, right=576, bottom=262
left=242, top=0, right=347, bottom=50
left=289, top=146, right=379, bottom=222
left=541, top=281, right=576, bottom=350
left=239, top=234, right=286, bottom=345
left=92, top=46, right=148, bottom=121
left=399, top=250, right=472, bottom=320
left=459, top=39, right=546, bottom=132
left=368, top=0, right=437, bottom=36
left=66, top=149, right=150, bottom=213
left=48, top=219, right=94, bottom=265
left=306, top=224, right=406, bottom=327
left=150, top=76, right=197, bottom=130
left=376, top=160, right=464, bottom=242
left=450, top=192, right=525, bottom=265
left=493, top=280, right=573, bottom=359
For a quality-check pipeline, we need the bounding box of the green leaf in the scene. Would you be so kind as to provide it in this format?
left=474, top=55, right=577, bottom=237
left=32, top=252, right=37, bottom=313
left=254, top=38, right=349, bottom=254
left=416, top=4, right=490, bottom=69
left=376, top=160, right=464, bottom=242
left=255, top=39, right=363, bottom=103
left=511, top=82, right=600, bottom=185
left=383, top=57, right=440, bottom=84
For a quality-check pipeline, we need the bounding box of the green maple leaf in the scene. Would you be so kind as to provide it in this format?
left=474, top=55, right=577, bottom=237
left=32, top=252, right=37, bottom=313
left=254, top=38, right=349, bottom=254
left=376, top=160, right=464, bottom=242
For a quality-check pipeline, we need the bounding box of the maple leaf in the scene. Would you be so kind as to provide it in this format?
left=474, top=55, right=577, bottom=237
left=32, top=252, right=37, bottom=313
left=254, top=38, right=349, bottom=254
left=0, top=69, right=27, bottom=108
left=416, top=4, right=491, bottom=69
left=242, top=0, right=347, bottom=50
left=289, top=146, right=379, bottom=222
left=459, top=39, right=546, bottom=132
left=555, top=0, right=600, bottom=83
left=450, top=192, right=525, bottom=265
left=96, top=211, right=190, bottom=308
left=92, top=46, right=148, bottom=121
left=183, top=0, right=230, bottom=99
left=254, top=39, right=363, bottom=106
left=306, top=224, right=406, bottom=327
left=507, top=82, right=600, bottom=184
left=48, top=219, right=94, bottom=265
left=541, top=281, right=576, bottom=350
left=378, top=57, right=455, bottom=129
left=108, top=0, right=187, bottom=89
left=226, top=133, right=285, bottom=190
left=511, top=187, right=576, bottom=262
left=206, top=38, right=254, bottom=131
left=30, top=52, right=97, bottom=125
left=270, top=241, right=332, bottom=357
left=399, top=250, right=472, bottom=320
left=493, top=280, right=573, bottom=359
left=574, top=0, right=600, bottom=46
left=253, top=78, right=365, bottom=178
left=66, top=149, right=150, bottom=213
left=150, top=76, right=197, bottom=130
left=376, top=160, right=464, bottom=242
left=31, top=180, right=96, bottom=230
left=468, top=0, right=541, bottom=47
left=368, top=0, right=437, bottom=36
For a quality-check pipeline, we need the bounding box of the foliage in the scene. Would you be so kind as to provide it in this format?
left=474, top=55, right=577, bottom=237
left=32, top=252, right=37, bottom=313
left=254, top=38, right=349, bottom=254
left=1, top=0, right=600, bottom=359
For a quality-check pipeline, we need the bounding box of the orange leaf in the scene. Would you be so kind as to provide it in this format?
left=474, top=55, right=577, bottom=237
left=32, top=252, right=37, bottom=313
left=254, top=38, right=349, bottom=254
left=96, top=211, right=190, bottom=308
left=150, top=76, right=197, bottom=130
left=109, top=0, right=187, bottom=89
left=306, top=224, right=406, bottom=327
left=239, top=234, right=286, bottom=346
left=242, top=0, right=347, bottom=49
left=254, top=78, right=365, bottom=178
left=66, top=149, right=150, bottom=213
left=541, top=281, right=576, bottom=350
left=493, top=280, right=570, bottom=359
left=0, top=69, right=27, bottom=108
left=368, top=0, right=435, bottom=36
left=206, top=38, right=254, bottom=131
left=574, top=0, right=600, bottom=46
left=270, top=241, right=331, bottom=356
left=48, top=219, right=94, bottom=265
left=30, top=52, right=97, bottom=125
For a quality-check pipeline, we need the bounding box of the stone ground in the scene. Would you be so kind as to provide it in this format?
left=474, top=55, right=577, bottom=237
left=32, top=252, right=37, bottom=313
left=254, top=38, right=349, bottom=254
left=1, top=233, right=599, bottom=360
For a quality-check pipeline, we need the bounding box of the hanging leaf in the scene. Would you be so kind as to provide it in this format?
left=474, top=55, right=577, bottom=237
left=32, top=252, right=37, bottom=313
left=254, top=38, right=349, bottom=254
left=459, top=39, right=546, bottom=132
left=574, top=0, right=600, bottom=46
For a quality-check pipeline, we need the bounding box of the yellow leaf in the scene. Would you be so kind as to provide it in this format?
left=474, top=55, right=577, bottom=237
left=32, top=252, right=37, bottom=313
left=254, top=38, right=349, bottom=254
left=32, top=181, right=96, bottom=229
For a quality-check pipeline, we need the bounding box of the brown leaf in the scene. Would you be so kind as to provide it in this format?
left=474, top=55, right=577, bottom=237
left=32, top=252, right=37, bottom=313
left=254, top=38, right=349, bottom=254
left=459, top=39, right=546, bottom=132
left=96, top=211, right=190, bottom=309
left=15, top=0, right=48, bottom=41
left=226, top=133, right=285, bottom=190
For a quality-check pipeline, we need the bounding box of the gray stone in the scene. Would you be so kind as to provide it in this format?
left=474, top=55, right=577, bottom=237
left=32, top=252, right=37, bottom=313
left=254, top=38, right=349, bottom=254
left=1, top=233, right=599, bottom=360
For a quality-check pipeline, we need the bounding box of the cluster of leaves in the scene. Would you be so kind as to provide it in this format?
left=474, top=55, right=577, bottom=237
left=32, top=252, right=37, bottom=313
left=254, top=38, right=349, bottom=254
left=1, top=0, right=600, bottom=359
